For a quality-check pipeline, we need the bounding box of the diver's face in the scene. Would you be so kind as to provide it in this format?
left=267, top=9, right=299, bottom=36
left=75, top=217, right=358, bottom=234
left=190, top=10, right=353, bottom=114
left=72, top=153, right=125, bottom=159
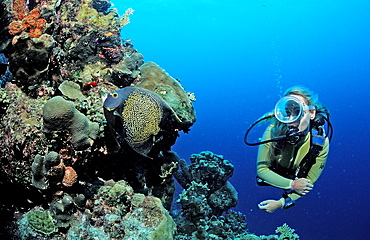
left=287, top=94, right=316, bottom=132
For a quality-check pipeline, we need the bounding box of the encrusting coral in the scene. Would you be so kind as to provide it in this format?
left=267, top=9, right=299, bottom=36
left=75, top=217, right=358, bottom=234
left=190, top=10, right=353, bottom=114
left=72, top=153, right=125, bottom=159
left=27, top=209, right=56, bottom=235
left=8, top=0, right=48, bottom=39
left=58, top=80, right=87, bottom=101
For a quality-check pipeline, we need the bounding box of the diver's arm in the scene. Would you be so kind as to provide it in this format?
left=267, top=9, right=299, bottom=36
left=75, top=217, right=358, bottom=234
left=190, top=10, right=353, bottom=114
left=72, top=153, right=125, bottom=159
left=256, top=127, right=293, bottom=190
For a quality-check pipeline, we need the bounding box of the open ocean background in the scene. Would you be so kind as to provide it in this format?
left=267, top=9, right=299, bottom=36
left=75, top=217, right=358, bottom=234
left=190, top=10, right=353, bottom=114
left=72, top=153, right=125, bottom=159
left=115, top=1, right=370, bottom=239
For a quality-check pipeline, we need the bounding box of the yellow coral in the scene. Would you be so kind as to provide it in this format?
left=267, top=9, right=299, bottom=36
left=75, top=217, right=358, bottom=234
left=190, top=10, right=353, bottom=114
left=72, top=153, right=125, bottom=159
left=122, top=88, right=162, bottom=144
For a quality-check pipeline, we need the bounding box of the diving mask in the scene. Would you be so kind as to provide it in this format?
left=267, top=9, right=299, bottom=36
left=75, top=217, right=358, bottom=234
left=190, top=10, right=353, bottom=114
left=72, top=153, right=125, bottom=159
left=274, top=95, right=314, bottom=124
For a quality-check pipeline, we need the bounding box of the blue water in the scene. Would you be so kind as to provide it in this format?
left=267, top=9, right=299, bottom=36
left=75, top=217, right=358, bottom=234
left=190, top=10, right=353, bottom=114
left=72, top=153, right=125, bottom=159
left=116, top=1, right=370, bottom=239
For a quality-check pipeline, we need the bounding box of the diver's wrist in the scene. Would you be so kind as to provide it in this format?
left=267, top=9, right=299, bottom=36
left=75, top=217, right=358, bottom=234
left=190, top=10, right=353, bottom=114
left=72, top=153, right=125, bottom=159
left=291, top=179, right=297, bottom=190
left=279, top=198, right=285, bottom=209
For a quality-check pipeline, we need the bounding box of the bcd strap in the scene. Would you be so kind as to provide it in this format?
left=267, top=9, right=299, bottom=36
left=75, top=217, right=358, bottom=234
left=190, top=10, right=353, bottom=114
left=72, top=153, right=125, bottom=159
left=296, top=127, right=325, bottom=178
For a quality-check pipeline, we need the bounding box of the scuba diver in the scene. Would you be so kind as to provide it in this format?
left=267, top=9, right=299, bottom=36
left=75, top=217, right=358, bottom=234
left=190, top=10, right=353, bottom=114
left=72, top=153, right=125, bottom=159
left=244, top=86, right=333, bottom=213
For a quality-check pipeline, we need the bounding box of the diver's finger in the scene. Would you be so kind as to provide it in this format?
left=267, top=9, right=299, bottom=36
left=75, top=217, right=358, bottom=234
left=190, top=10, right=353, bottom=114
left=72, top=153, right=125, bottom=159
left=259, top=201, right=268, bottom=205
left=258, top=204, right=266, bottom=209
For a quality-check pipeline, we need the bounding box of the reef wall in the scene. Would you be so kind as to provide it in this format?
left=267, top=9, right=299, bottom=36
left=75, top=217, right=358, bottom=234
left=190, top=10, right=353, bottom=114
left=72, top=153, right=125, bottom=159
left=0, top=0, right=197, bottom=238
left=0, top=0, right=297, bottom=239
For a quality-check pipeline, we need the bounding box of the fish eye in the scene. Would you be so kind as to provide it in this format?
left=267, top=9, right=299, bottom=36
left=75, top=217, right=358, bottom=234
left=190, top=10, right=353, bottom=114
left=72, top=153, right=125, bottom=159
left=111, top=92, right=119, bottom=98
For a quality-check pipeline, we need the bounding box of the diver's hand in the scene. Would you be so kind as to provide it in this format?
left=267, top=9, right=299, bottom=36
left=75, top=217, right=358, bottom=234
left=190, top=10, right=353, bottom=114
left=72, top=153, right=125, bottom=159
left=293, top=178, right=313, bottom=195
left=258, top=200, right=282, bottom=213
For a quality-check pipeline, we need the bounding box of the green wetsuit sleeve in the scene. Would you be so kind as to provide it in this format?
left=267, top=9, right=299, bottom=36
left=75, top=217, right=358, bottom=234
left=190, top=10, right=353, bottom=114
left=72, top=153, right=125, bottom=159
left=288, top=137, right=330, bottom=201
left=256, top=126, right=293, bottom=190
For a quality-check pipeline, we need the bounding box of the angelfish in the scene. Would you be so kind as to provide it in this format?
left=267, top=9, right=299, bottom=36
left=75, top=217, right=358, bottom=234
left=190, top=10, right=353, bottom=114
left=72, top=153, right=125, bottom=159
left=103, top=86, right=182, bottom=157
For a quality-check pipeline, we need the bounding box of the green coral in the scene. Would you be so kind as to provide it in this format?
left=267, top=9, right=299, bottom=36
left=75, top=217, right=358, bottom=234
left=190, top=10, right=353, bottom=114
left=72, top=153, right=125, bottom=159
left=276, top=223, right=299, bottom=240
left=27, top=210, right=56, bottom=235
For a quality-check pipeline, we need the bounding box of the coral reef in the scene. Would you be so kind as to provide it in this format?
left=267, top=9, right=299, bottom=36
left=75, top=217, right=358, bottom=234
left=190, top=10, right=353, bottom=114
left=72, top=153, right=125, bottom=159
left=0, top=0, right=294, bottom=238
left=0, top=83, right=46, bottom=186
left=0, top=0, right=189, bottom=238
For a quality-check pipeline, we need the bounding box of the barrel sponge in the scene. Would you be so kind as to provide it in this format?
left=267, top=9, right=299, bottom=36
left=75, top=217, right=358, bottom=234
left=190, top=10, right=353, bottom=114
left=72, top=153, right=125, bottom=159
left=43, top=96, right=75, bottom=131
